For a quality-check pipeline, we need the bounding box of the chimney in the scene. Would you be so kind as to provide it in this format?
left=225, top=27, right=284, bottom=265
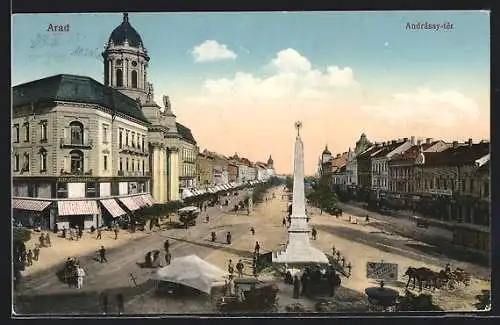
left=452, top=141, right=459, bottom=148
left=426, top=138, right=432, bottom=144
left=410, top=136, right=415, bottom=145
left=468, top=138, right=473, bottom=146
left=417, top=139, right=422, bottom=146
left=403, top=137, right=408, bottom=142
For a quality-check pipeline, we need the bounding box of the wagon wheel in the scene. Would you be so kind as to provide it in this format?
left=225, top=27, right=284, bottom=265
left=447, top=279, right=457, bottom=291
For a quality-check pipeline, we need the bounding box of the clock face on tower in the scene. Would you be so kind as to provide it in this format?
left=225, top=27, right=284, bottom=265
left=116, top=59, right=122, bottom=65
left=132, top=61, right=138, bottom=67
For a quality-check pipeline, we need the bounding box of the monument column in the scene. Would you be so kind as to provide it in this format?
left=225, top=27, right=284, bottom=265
left=168, top=147, right=180, bottom=201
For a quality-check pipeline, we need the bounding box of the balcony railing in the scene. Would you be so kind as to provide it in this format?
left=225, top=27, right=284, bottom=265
left=60, top=138, right=93, bottom=149
left=60, top=169, right=93, bottom=176
left=120, top=144, right=148, bottom=156
left=117, top=170, right=148, bottom=177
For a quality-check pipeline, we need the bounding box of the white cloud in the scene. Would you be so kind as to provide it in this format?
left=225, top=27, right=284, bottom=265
left=361, top=88, right=480, bottom=127
left=192, top=40, right=237, bottom=62
left=191, top=48, right=357, bottom=103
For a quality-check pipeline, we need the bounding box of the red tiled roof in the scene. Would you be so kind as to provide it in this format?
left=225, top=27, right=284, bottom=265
left=423, top=143, right=489, bottom=166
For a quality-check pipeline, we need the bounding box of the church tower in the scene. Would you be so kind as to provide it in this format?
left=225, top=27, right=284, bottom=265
left=102, top=13, right=150, bottom=103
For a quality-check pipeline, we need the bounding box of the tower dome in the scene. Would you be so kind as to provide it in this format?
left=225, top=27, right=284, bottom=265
left=109, top=13, right=144, bottom=48
left=267, top=155, right=274, bottom=167
left=322, top=145, right=331, bottom=155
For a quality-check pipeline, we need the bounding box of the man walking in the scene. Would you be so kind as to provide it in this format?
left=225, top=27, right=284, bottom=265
left=254, top=241, right=260, bottom=255
left=33, top=244, right=40, bottom=261
left=228, top=259, right=234, bottom=280
left=114, top=227, right=119, bottom=240
left=250, top=226, right=255, bottom=236
left=99, top=246, right=107, bottom=263
left=165, top=251, right=172, bottom=266
left=311, top=226, right=317, bottom=240
left=236, top=259, right=245, bottom=277
left=226, top=232, right=232, bottom=245
left=77, top=265, right=86, bottom=289
left=293, top=275, right=301, bottom=299
left=96, top=228, right=102, bottom=240
left=164, top=239, right=170, bottom=253
left=282, top=217, right=287, bottom=227
left=27, top=249, right=33, bottom=267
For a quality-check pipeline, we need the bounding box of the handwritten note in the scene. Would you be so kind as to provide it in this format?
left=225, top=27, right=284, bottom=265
left=27, top=32, right=102, bottom=62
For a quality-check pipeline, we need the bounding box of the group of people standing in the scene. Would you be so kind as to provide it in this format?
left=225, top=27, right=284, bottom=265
left=62, top=257, right=86, bottom=289
left=291, top=264, right=342, bottom=298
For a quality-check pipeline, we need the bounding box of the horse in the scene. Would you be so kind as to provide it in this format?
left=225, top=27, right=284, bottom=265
left=404, top=267, right=438, bottom=291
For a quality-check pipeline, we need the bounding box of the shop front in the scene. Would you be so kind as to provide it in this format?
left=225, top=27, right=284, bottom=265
left=12, top=199, right=53, bottom=229
left=56, top=200, right=100, bottom=229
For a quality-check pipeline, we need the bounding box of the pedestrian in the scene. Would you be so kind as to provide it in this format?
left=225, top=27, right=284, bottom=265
left=254, top=241, right=260, bottom=255
left=206, top=215, right=210, bottom=223
left=62, top=226, right=66, bottom=239
left=116, top=293, right=124, bottom=315
left=228, top=259, right=234, bottom=280
left=226, top=232, right=232, bottom=245
left=211, top=231, right=216, bottom=242
left=27, top=250, right=33, bottom=266
left=78, top=226, right=83, bottom=239
left=282, top=217, right=287, bottom=227
left=77, top=265, right=86, bottom=289
left=114, top=227, right=119, bottom=240
left=293, top=275, right=300, bottom=299
left=21, top=250, right=27, bottom=268
left=300, top=270, right=308, bottom=296
left=96, top=228, right=102, bottom=240
left=90, top=225, right=96, bottom=233
left=311, top=226, right=317, bottom=240
left=236, top=259, right=244, bottom=277
left=39, top=233, right=45, bottom=248
left=332, top=245, right=336, bottom=257
left=99, top=246, right=107, bottom=263
left=332, top=272, right=341, bottom=297
left=100, top=292, right=108, bottom=314
left=250, top=226, right=255, bottom=236
left=164, top=239, right=170, bottom=253
left=347, top=262, right=352, bottom=277
left=75, top=226, right=80, bottom=240
left=33, top=244, right=40, bottom=261
left=341, top=257, right=346, bottom=268
left=54, top=223, right=59, bottom=234
left=336, top=251, right=341, bottom=260
left=165, top=251, right=172, bottom=266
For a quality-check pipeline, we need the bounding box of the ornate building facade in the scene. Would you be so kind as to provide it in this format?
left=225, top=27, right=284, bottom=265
left=103, top=13, right=198, bottom=203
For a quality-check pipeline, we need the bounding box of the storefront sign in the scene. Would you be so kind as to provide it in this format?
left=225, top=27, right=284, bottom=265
left=426, top=189, right=453, bottom=196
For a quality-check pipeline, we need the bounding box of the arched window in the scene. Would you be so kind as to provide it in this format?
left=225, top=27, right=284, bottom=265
left=116, top=69, right=123, bottom=87
left=70, top=121, right=84, bottom=145
left=131, top=70, right=138, bottom=88
left=70, top=150, right=84, bottom=173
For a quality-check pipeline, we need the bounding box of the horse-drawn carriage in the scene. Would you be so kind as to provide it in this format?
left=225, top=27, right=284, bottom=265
left=216, top=278, right=279, bottom=312
left=56, top=258, right=81, bottom=287
left=404, top=265, right=471, bottom=292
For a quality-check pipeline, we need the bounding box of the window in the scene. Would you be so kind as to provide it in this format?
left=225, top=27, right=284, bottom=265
left=116, top=69, right=123, bottom=87
left=13, top=124, right=19, bottom=143
left=126, top=158, right=129, bottom=171
left=137, top=160, right=139, bottom=172
left=126, top=131, right=129, bottom=146
left=40, top=121, right=48, bottom=141
left=137, top=135, right=141, bottom=150
left=132, top=132, right=136, bottom=148
left=28, top=183, right=38, bottom=197
left=23, top=122, right=30, bottom=142
left=119, top=157, right=123, bottom=171
left=13, top=153, right=19, bottom=171
left=119, top=129, right=123, bottom=148
left=40, top=152, right=47, bottom=171
left=104, top=155, right=108, bottom=171
left=70, top=121, right=84, bottom=145
left=142, top=137, right=145, bottom=152
left=484, top=181, right=489, bottom=197
left=70, top=150, right=84, bottom=173
left=57, top=182, right=68, bottom=198
left=132, top=70, right=138, bottom=88
left=86, top=182, right=98, bottom=198
left=23, top=153, right=30, bottom=171
left=132, top=159, right=135, bottom=171
left=103, top=124, right=109, bottom=143
left=142, top=160, right=145, bottom=174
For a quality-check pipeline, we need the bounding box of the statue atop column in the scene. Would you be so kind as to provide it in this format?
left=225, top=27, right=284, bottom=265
left=146, top=83, right=154, bottom=102
left=295, top=121, right=302, bottom=138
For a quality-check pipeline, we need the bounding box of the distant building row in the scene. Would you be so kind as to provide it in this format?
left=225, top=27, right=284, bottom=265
left=318, top=134, right=490, bottom=252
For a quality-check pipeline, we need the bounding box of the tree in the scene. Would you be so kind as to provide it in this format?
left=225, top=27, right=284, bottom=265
left=308, top=181, right=338, bottom=214
left=13, top=227, right=31, bottom=289
left=474, top=290, right=491, bottom=310
left=398, top=290, right=443, bottom=311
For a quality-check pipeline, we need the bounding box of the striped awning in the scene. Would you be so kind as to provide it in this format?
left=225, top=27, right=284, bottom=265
left=100, top=199, right=126, bottom=218
left=57, top=200, right=99, bottom=216
left=131, top=195, right=149, bottom=208
left=141, top=194, right=154, bottom=206
left=119, top=197, right=140, bottom=211
left=12, top=199, right=52, bottom=211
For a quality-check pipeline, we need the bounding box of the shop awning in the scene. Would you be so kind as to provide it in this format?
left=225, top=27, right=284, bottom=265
left=130, top=195, right=149, bottom=208
left=181, top=188, right=194, bottom=199
left=57, top=200, right=99, bottom=216
left=100, top=199, right=127, bottom=218
left=141, top=194, right=154, bottom=206
left=12, top=199, right=52, bottom=212
left=119, top=197, right=140, bottom=211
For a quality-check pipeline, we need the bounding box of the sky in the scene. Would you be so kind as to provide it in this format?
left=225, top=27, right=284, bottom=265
left=12, top=11, right=490, bottom=175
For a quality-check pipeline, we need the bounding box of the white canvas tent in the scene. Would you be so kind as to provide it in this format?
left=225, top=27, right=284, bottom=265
left=151, top=254, right=227, bottom=294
